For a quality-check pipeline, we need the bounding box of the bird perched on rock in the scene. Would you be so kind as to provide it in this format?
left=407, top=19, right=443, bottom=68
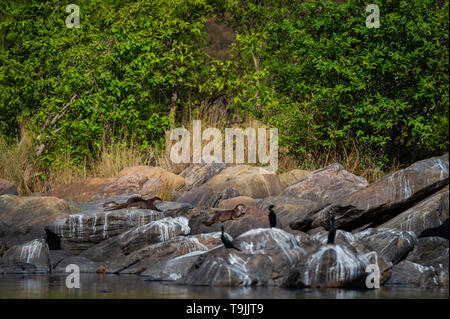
left=221, top=226, right=240, bottom=251
left=103, top=196, right=162, bottom=211
left=418, top=219, right=448, bottom=240
left=268, top=204, right=277, bottom=228
left=327, top=214, right=336, bottom=244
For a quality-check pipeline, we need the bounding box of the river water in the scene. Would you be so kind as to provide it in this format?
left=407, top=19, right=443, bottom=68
left=0, top=274, right=448, bottom=299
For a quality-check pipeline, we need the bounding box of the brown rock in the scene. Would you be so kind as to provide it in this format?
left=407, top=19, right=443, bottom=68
left=118, top=166, right=185, bottom=190
left=48, top=177, right=114, bottom=202
left=379, top=186, right=449, bottom=236
left=0, top=195, right=78, bottom=247
left=91, top=173, right=148, bottom=200
left=278, top=169, right=311, bottom=187
left=179, top=160, right=227, bottom=190
left=218, top=196, right=258, bottom=209
left=175, top=184, right=240, bottom=208
left=0, top=239, right=51, bottom=273
left=0, top=179, right=18, bottom=195
left=291, top=154, right=449, bottom=231
left=205, top=165, right=284, bottom=198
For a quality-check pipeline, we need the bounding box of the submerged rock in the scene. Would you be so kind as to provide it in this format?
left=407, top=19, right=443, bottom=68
left=0, top=239, right=50, bottom=273
left=54, top=255, right=106, bottom=273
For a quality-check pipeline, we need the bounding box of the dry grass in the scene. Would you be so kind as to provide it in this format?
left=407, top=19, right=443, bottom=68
left=0, top=122, right=393, bottom=195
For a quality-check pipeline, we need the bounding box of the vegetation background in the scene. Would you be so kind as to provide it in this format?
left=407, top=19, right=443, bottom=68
left=0, top=0, right=448, bottom=194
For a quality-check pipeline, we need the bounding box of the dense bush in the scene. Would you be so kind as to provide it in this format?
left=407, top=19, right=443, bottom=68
left=0, top=0, right=448, bottom=171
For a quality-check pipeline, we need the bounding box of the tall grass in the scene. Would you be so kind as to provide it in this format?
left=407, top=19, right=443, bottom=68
left=0, top=124, right=394, bottom=195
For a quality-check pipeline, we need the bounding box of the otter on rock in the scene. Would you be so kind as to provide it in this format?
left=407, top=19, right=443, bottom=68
left=103, top=196, right=162, bottom=211
left=202, top=204, right=247, bottom=226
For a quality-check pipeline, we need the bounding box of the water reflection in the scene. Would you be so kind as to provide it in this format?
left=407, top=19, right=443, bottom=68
left=0, top=274, right=448, bottom=299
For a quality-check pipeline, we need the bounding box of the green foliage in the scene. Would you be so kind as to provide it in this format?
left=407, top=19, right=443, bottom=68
left=0, top=0, right=448, bottom=170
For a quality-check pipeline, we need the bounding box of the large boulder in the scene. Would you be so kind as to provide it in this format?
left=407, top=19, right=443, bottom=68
left=205, top=165, right=284, bottom=199
left=48, top=177, right=114, bottom=202
left=178, top=228, right=316, bottom=287
left=353, top=228, right=417, bottom=265
left=61, top=207, right=165, bottom=254
left=0, top=239, right=50, bottom=273
left=283, top=244, right=371, bottom=288
left=218, top=196, right=259, bottom=209
left=175, top=184, right=240, bottom=208
left=107, top=232, right=222, bottom=274
left=188, top=206, right=269, bottom=238
left=91, top=166, right=185, bottom=201
left=278, top=169, right=311, bottom=187
left=0, top=195, right=78, bottom=247
left=291, top=154, right=449, bottom=231
left=406, top=237, right=449, bottom=267
left=379, top=186, right=448, bottom=237
left=279, top=163, right=368, bottom=204
left=385, top=261, right=442, bottom=288
left=179, top=159, right=227, bottom=190
left=79, top=216, right=190, bottom=262
left=0, top=179, right=18, bottom=195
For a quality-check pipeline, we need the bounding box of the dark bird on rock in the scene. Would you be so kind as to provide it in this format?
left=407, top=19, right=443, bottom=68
left=418, top=219, right=448, bottom=240
left=327, top=214, right=336, bottom=244
left=103, top=196, right=162, bottom=212
left=44, top=227, right=61, bottom=250
left=268, top=204, right=277, bottom=228
left=221, top=226, right=240, bottom=251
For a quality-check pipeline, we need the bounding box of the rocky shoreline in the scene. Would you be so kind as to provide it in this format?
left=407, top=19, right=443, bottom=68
left=0, top=154, right=448, bottom=289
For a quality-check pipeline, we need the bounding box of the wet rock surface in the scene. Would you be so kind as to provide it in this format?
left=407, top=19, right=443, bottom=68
left=0, top=154, right=448, bottom=289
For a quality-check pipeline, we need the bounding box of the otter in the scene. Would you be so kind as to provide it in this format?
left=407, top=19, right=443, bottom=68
left=221, top=226, right=241, bottom=251
left=268, top=204, right=277, bottom=228
left=202, top=204, right=247, bottom=226
left=103, top=196, right=162, bottom=211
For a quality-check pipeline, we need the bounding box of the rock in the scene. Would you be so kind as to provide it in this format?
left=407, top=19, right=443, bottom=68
left=48, top=177, right=114, bottom=202
left=379, top=186, right=449, bottom=237
left=292, top=154, right=449, bottom=232
left=179, top=249, right=274, bottom=287
left=108, top=232, right=222, bottom=274
left=0, top=239, right=50, bottom=273
left=0, top=240, right=6, bottom=257
left=279, top=163, right=368, bottom=204
left=61, top=206, right=165, bottom=254
left=283, top=245, right=373, bottom=288
left=175, top=185, right=240, bottom=208
left=188, top=206, right=268, bottom=238
left=177, top=228, right=316, bottom=287
left=119, top=166, right=184, bottom=190
left=48, top=250, right=74, bottom=269
left=80, top=216, right=190, bottom=262
left=0, top=195, right=78, bottom=247
left=54, top=256, right=106, bottom=273
left=0, top=179, right=18, bottom=195
left=0, top=262, right=39, bottom=274
left=406, top=237, right=449, bottom=267
left=140, top=250, right=207, bottom=281
left=278, top=169, right=311, bottom=187
left=179, top=160, right=227, bottom=190
left=138, top=178, right=163, bottom=197
left=385, top=261, right=441, bottom=288
left=218, top=196, right=259, bottom=209
left=205, top=165, right=284, bottom=199
left=90, top=173, right=149, bottom=200
left=353, top=228, right=417, bottom=265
